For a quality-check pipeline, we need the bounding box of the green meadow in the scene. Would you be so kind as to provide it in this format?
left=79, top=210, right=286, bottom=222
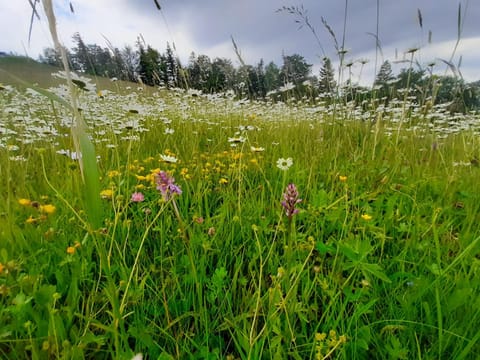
left=1, top=59, right=480, bottom=359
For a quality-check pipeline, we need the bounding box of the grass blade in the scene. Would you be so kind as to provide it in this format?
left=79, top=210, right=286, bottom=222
left=79, top=133, right=103, bottom=230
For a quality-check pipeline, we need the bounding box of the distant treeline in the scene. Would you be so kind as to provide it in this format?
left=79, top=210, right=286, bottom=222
left=39, top=32, right=479, bottom=112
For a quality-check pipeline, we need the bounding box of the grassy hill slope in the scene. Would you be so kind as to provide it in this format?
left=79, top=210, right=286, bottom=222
left=0, top=55, right=142, bottom=92
left=0, top=56, right=64, bottom=88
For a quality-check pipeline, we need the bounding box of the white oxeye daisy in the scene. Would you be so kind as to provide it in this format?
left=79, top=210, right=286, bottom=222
left=160, top=154, right=178, bottom=163
left=276, top=157, right=293, bottom=171
left=7, top=145, right=19, bottom=151
left=228, top=136, right=246, bottom=143
left=250, top=146, right=265, bottom=152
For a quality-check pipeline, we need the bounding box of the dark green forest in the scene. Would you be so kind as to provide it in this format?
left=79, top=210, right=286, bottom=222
left=35, top=32, right=480, bottom=112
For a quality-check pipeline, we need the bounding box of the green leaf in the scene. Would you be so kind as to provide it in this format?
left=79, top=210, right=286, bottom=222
left=13, top=292, right=31, bottom=307
left=158, top=354, right=175, bottom=360
left=429, top=263, right=441, bottom=276
left=79, top=330, right=108, bottom=346
left=446, top=288, right=472, bottom=312
left=79, top=133, right=103, bottom=230
left=33, top=285, right=57, bottom=307
left=339, top=242, right=360, bottom=262
left=355, top=326, right=372, bottom=350
left=311, top=189, right=329, bottom=207
left=211, top=267, right=228, bottom=288
left=316, top=241, right=335, bottom=255
left=0, top=248, right=7, bottom=262
left=361, top=263, right=391, bottom=283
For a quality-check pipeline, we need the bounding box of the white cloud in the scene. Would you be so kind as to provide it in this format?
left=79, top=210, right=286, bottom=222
left=0, top=2, right=52, bottom=57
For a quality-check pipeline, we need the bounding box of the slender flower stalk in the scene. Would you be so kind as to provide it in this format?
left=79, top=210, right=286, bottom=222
left=152, top=171, right=196, bottom=310
left=154, top=170, right=188, bottom=242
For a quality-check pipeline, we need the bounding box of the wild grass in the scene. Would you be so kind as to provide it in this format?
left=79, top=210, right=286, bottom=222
left=1, top=74, right=480, bottom=359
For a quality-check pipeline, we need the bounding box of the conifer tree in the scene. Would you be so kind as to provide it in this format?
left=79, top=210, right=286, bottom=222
left=164, top=43, right=178, bottom=88
left=264, top=61, right=281, bottom=93
left=72, top=32, right=92, bottom=73
left=374, top=60, right=394, bottom=87
left=137, top=40, right=161, bottom=86
left=318, top=57, right=336, bottom=96
left=374, top=60, right=395, bottom=101
left=187, top=54, right=212, bottom=91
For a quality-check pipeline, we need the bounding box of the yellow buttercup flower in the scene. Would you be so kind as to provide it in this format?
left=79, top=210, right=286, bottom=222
left=25, top=216, right=37, bottom=224
left=164, top=148, right=176, bottom=157
left=107, top=170, right=121, bottom=178
left=339, top=175, right=347, bottom=182
left=361, top=214, right=372, bottom=221
left=40, top=204, right=56, bottom=214
left=145, top=173, right=155, bottom=183
left=361, top=279, right=371, bottom=287
left=180, top=167, right=191, bottom=180
left=18, top=198, right=31, bottom=206
left=100, top=189, right=114, bottom=199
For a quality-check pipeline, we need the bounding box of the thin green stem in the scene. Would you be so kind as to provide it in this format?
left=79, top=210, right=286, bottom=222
left=119, top=202, right=167, bottom=314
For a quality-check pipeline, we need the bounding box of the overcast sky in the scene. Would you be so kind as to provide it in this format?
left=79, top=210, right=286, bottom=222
left=1, top=0, right=479, bottom=85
